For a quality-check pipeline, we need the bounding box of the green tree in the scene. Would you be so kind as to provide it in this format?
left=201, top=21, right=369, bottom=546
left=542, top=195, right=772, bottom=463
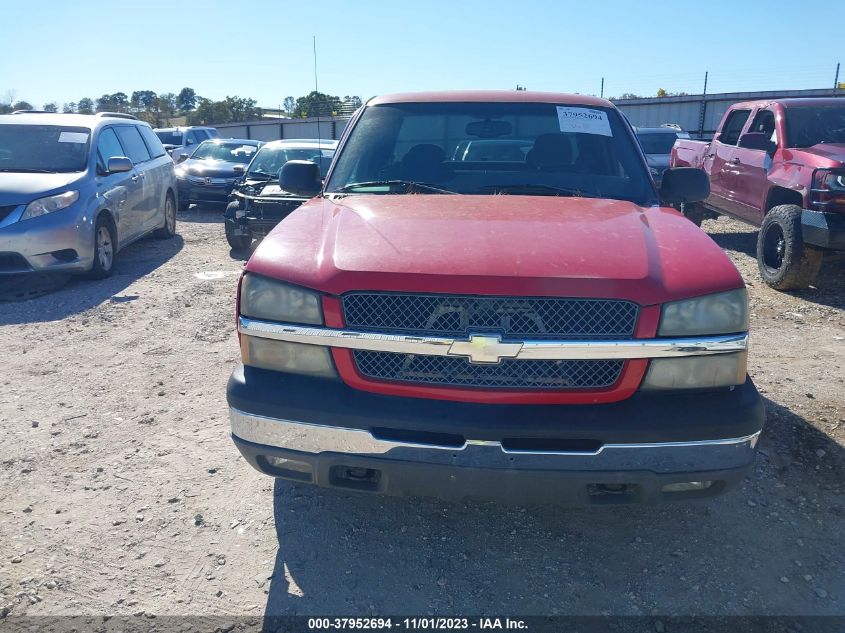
left=12, top=100, right=33, bottom=111
left=62, top=102, right=76, bottom=113
left=656, top=88, right=668, bottom=98
left=177, top=87, right=196, bottom=113
left=283, top=96, right=295, bottom=115
left=43, top=102, right=58, bottom=112
left=186, top=96, right=262, bottom=125
left=293, top=91, right=342, bottom=118
left=131, top=90, right=158, bottom=111
left=77, top=98, right=95, bottom=114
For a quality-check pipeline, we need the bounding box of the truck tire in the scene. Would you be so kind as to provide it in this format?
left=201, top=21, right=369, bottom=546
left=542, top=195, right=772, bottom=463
left=757, top=204, right=823, bottom=290
left=225, top=221, right=252, bottom=250
left=679, top=202, right=705, bottom=227
left=154, top=192, right=178, bottom=239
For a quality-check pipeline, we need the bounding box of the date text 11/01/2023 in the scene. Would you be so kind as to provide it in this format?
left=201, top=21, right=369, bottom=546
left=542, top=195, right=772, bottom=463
left=307, top=618, right=529, bottom=630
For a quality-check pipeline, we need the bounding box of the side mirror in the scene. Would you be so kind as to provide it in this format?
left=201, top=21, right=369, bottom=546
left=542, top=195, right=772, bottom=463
left=176, top=153, right=190, bottom=164
left=738, top=132, right=776, bottom=154
left=107, top=156, right=133, bottom=174
left=279, top=160, right=322, bottom=197
left=233, top=165, right=245, bottom=173
left=659, top=167, right=710, bottom=205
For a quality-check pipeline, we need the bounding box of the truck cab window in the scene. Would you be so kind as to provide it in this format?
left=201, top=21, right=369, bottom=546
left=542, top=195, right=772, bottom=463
left=749, top=110, right=777, bottom=143
left=719, top=109, right=751, bottom=146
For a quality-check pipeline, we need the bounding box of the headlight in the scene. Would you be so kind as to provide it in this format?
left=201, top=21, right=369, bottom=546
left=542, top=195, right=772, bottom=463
left=658, top=289, right=748, bottom=337
left=239, top=274, right=323, bottom=324
left=240, top=336, right=337, bottom=378
left=810, top=169, right=845, bottom=208
left=640, top=352, right=746, bottom=390
left=20, top=190, right=79, bottom=221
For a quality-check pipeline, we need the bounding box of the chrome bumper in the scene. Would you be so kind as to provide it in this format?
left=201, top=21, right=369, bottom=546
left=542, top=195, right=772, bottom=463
left=238, top=316, right=748, bottom=363
left=230, top=407, right=760, bottom=474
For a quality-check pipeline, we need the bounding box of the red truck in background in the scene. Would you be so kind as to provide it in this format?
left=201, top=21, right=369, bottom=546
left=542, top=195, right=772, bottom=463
left=671, top=98, right=845, bottom=290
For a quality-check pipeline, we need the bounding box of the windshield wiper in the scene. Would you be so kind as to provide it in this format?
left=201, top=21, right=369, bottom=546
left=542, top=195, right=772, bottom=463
left=246, top=172, right=273, bottom=181
left=478, top=183, right=596, bottom=197
left=334, top=180, right=459, bottom=195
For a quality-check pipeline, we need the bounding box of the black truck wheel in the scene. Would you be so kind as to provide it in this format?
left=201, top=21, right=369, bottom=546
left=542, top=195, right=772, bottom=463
left=225, top=221, right=252, bottom=250
left=757, top=204, right=823, bottom=290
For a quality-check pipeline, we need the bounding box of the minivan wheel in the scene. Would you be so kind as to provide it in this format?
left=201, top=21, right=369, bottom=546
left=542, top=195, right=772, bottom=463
left=757, top=204, right=823, bottom=290
left=155, top=193, right=177, bottom=239
left=225, top=220, right=252, bottom=250
left=89, top=217, right=115, bottom=279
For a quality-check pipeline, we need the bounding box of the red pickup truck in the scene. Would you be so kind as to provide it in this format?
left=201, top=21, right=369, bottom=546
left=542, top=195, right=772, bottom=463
left=671, top=98, right=845, bottom=289
left=227, top=91, right=763, bottom=505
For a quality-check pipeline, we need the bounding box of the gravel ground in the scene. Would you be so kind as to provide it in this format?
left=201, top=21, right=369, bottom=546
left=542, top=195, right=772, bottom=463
left=0, top=210, right=843, bottom=620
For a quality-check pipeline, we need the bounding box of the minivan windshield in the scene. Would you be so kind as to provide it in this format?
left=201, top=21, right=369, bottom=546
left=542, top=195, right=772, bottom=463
left=247, top=146, right=336, bottom=178
left=190, top=141, right=259, bottom=163
left=0, top=124, right=91, bottom=173
left=325, top=102, right=653, bottom=203
left=785, top=105, right=845, bottom=148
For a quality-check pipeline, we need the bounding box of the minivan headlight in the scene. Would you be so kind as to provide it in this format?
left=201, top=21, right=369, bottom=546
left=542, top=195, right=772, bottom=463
left=658, top=289, right=748, bottom=337
left=21, top=190, right=79, bottom=221
left=239, top=274, right=323, bottom=325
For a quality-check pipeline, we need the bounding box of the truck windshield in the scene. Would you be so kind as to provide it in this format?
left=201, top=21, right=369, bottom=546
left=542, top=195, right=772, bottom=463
left=190, top=141, right=258, bottom=163
left=325, top=102, right=653, bottom=203
left=0, top=124, right=90, bottom=173
left=636, top=132, right=679, bottom=155
left=248, top=147, right=335, bottom=178
left=786, top=105, right=845, bottom=148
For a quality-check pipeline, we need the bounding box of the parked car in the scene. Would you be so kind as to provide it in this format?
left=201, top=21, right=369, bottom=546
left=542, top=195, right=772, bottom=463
left=635, top=125, right=690, bottom=186
left=223, top=139, right=338, bottom=249
left=226, top=91, right=763, bottom=505
left=0, top=112, right=177, bottom=279
left=153, top=126, right=219, bottom=156
left=671, top=98, right=845, bottom=290
left=174, top=138, right=261, bottom=210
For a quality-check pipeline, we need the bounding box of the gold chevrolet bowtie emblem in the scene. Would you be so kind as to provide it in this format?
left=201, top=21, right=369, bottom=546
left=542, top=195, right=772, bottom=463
left=447, top=334, right=523, bottom=364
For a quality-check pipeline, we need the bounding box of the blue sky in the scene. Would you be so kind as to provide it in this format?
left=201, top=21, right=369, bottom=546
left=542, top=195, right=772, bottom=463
left=2, top=0, right=841, bottom=109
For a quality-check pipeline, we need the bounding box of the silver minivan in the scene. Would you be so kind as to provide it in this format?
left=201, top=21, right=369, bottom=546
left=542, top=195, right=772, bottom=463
left=0, top=112, right=177, bottom=278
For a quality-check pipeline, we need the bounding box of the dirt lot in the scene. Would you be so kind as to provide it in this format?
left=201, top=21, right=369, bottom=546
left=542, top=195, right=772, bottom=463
left=1, top=210, right=843, bottom=620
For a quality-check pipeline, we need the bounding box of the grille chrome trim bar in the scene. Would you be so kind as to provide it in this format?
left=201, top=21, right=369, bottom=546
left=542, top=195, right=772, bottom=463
left=238, top=317, right=748, bottom=361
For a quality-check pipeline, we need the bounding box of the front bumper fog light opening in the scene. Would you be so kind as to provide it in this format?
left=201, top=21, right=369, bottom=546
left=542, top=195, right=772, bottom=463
left=260, top=455, right=313, bottom=482
left=661, top=480, right=714, bottom=493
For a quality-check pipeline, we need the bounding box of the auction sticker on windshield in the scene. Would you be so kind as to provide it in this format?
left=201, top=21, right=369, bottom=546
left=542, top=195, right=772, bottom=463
left=556, top=107, right=612, bottom=136
left=58, top=132, right=89, bottom=143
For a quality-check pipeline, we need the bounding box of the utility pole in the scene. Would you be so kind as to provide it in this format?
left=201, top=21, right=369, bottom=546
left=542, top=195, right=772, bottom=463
left=835, top=63, right=841, bottom=92
left=600, top=77, right=604, bottom=99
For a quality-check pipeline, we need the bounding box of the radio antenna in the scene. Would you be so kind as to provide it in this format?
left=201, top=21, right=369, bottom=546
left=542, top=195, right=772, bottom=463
left=313, top=35, right=321, bottom=146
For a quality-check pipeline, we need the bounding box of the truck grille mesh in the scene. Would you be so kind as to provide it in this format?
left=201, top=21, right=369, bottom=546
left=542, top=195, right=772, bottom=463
left=342, top=293, right=637, bottom=390
left=353, top=351, right=623, bottom=390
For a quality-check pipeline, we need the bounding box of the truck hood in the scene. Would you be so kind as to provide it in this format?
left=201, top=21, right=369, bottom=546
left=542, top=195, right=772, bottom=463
left=0, top=172, right=84, bottom=205
left=246, top=195, right=743, bottom=305
left=793, top=143, right=845, bottom=166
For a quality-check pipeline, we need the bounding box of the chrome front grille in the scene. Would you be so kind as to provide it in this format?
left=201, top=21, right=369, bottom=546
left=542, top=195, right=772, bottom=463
left=342, top=293, right=638, bottom=390
left=353, top=351, right=623, bottom=390
left=342, top=293, right=638, bottom=340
